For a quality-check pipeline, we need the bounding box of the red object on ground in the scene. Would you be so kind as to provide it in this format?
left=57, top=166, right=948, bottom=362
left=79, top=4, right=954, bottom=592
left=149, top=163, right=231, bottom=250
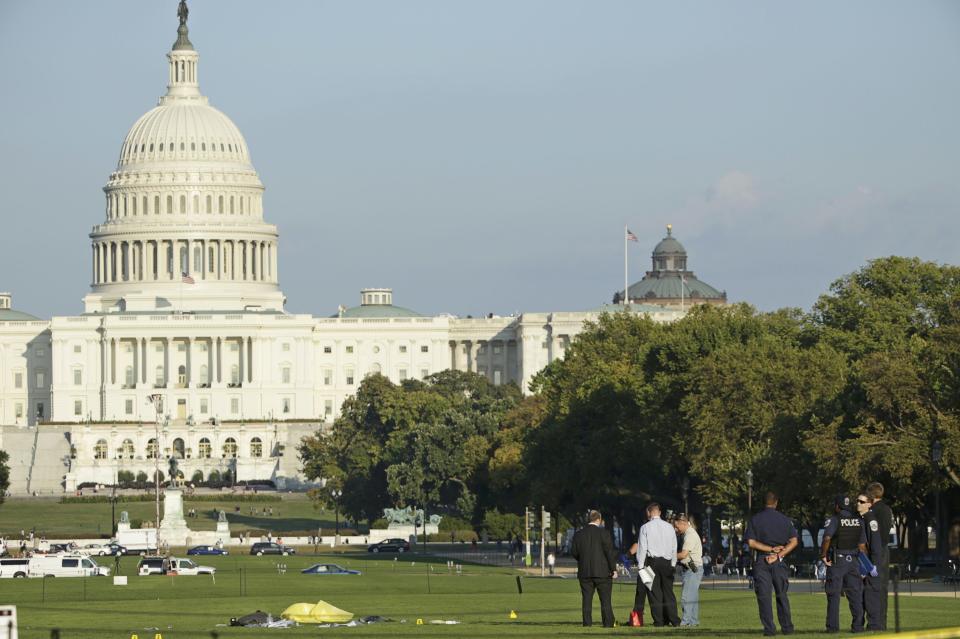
left=629, top=610, right=643, bottom=627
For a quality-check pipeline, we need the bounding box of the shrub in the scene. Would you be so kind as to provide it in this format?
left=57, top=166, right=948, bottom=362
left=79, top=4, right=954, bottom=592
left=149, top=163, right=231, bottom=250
left=428, top=530, right=478, bottom=543
left=482, top=509, right=524, bottom=540
left=135, top=471, right=148, bottom=488
left=438, top=516, right=473, bottom=532
left=117, top=470, right=135, bottom=488
left=369, top=518, right=389, bottom=530
left=191, top=470, right=204, bottom=485
left=207, top=470, right=222, bottom=487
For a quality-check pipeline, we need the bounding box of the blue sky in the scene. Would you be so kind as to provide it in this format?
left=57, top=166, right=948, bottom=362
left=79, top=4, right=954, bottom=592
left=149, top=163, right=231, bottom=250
left=1, top=1, right=958, bottom=318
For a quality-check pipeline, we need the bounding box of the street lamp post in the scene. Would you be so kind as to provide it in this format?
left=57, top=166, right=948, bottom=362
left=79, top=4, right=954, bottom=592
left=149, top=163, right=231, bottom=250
left=931, top=440, right=943, bottom=570
left=681, top=476, right=690, bottom=515
left=746, top=469, right=753, bottom=513
left=705, top=506, right=712, bottom=554
left=332, top=488, right=342, bottom=547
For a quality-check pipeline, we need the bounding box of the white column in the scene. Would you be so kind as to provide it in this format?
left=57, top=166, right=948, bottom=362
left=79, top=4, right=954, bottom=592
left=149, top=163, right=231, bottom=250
left=271, top=242, right=278, bottom=283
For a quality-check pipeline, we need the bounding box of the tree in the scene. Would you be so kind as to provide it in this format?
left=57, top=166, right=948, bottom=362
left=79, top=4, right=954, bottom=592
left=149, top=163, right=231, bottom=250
left=299, top=371, right=522, bottom=524
left=0, top=451, right=9, bottom=505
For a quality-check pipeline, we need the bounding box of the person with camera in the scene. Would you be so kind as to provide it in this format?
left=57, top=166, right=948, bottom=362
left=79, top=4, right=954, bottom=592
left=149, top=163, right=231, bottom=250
left=674, top=514, right=704, bottom=627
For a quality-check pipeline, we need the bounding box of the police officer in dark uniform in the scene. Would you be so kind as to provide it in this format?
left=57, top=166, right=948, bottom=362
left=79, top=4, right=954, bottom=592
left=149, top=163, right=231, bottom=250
left=866, top=482, right=894, bottom=630
left=820, top=495, right=867, bottom=633
left=745, top=491, right=798, bottom=637
left=856, top=493, right=885, bottom=631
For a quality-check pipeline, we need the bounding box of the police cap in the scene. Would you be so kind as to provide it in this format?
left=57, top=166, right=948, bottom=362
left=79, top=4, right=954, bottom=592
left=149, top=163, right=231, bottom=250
left=834, top=494, right=852, bottom=510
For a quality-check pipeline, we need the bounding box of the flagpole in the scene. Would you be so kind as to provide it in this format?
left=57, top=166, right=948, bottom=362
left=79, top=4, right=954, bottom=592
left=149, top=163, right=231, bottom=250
left=624, top=225, right=628, bottom=308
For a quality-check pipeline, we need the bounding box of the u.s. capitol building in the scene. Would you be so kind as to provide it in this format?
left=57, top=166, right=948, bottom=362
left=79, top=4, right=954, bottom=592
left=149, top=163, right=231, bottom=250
left=0, top=8, right=725, bottom=494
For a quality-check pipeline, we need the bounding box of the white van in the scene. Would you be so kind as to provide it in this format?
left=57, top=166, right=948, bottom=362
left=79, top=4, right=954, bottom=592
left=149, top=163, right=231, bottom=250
left=28, top=555, right=110, bottom=578
left=0, top=558, right=31, bottom=578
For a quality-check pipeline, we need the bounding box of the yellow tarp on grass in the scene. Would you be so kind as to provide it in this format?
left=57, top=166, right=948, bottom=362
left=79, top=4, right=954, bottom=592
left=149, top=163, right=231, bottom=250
left=281, top=600, right=354, bottom=624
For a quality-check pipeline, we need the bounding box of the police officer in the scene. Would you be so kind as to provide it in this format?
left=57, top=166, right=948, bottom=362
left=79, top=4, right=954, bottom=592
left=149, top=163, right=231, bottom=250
left=820, top=495, right=867, bottom=633
left=856, top=493, right=884, bottom=631
left=866, top=482, right=893, bottom=630
left=745, top=491, right=798, bottom=637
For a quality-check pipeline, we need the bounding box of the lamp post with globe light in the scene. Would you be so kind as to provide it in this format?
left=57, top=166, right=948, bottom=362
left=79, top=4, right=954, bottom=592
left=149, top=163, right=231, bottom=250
left=332, top=488, right=343, bottom=547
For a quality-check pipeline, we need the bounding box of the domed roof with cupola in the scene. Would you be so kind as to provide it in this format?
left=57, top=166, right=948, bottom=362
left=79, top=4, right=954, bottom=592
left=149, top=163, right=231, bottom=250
left=615, top=225, right=727, bottom=308
left=84, top=1, right=285, bottom=315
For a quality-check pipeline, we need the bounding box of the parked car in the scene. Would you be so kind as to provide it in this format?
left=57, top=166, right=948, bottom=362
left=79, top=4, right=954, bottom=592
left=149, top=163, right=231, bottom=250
left=367, top=538, right=410, bottom=553
left=48, top=543, right=79, bottom=554
left=249, top=542, right=295, bottom=556
left=137, top=556, right=215, bottom=576
left=78, top=543, right=116, bottom=556
left=301, top=563, right=361, bottom=576
left=187, top=545, right=228, bottom=556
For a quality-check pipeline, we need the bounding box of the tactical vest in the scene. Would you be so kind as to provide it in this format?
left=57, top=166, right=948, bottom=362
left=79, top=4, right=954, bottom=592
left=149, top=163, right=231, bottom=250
left=834, top=511, right=862, bottom=551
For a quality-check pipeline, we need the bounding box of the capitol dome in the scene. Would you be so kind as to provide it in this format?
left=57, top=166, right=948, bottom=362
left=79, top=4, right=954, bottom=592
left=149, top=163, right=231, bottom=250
left=83, top=5, right=284, bottom=315
left=117, top=103, right=253, bottom=171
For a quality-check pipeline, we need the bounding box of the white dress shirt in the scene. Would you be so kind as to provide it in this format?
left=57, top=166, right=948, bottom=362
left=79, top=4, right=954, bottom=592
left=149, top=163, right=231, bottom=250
left=636, top=516, right=677, bottom=567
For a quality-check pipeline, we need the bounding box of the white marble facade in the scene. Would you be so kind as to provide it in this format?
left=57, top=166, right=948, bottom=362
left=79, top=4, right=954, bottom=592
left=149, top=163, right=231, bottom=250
left=0, top=10, right=692, bottom=493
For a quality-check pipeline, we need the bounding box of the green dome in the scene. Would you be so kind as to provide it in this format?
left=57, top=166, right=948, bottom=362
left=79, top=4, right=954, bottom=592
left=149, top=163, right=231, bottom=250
left=653, top=225, right=686, bottom=255
left=627, top=274, right=725, bottom=301
left=0, top=308, right=41, bottom=321
left=334, top=304, right=422, bottom=319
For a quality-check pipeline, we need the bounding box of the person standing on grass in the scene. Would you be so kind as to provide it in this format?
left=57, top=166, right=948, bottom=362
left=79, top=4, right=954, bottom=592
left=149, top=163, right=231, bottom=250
left=570, top=509, right=618, bottom=628
left=635, top=502, right=680, bottom=627
left=745, top=491, right=798, bottom=637
left=674, top=514, right=703, bottom=627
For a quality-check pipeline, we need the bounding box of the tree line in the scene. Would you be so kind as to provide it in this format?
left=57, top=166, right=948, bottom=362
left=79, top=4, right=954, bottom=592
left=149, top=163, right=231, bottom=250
left=299, top=257, right=959, bottom=558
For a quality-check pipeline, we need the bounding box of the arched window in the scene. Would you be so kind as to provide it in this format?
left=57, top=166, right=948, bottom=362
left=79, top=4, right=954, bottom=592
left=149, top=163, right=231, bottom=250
left=155, top=365, right=164, bottom=386
left=206, top=195, right=212, bottom=213
left=154, top=195, right=160, bottom=215
left=198, top=438, right=211, bottom=458
left=191, top=142, right=195, bottom=151
left=166, top=195, right=173, bottom=214
left=230, top=196, right=235, bottom=214
left=230, top=364, right=240, bottom=385
left=120, top=439, right=135, bottom=459
left=201, top=142, right=206, bottom=151
left=250, top=437, right=263, bottom=458
left=218, top=195, right=224, bottom=214
left=193, top=194, right=199, bottom=213
left=208, top=247, right=215, bottom=272
left=124, top=365, right=135, bottom=387
left=240, top=196, right=244, bottom=215
left=132, top=197, right=137, bottom=216
left=199, top=364, right=209, bottom=385
left=94, top=439, right=108, bottom=460
left=179, top=195, right=186, bottom=214
left=146, top=438, right=159, bottom=459
left=178, top=365, right=187, bottom=387
left=172, top=437, right=185, bottom=459
left=223, top=437, right=238, bottom=458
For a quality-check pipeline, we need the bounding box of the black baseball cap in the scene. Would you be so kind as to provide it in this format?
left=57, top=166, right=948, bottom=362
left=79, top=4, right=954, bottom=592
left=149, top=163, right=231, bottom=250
left=834, top=494, right=852, bottom=510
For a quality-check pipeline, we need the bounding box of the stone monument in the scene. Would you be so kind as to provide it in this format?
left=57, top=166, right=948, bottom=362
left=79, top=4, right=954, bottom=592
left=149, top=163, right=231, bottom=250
left=158, top=487, right=191, bottom=545
left=215, top=509, right=230, bottom=544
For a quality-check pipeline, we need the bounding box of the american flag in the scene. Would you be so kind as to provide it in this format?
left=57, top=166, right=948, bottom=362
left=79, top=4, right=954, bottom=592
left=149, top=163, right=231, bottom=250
left=626, top=228, right=639, bottom=242
left=181, top=272, right=195, bottom=284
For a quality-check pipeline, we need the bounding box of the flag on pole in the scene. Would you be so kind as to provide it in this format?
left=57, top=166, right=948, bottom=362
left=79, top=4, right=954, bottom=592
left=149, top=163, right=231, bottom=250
left=626, top=228, right=639, bottom=242
left=181, top=272, right=195, bottom=284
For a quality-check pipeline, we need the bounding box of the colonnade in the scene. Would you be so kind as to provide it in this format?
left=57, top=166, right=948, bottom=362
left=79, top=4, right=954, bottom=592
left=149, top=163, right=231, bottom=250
left=105, top=190, right=262, bottom=219
left=92, top=238, right=277, bottom=285
left=102, top=335, right=256, bottom=389
left=449, top=339, right=516, bottom=384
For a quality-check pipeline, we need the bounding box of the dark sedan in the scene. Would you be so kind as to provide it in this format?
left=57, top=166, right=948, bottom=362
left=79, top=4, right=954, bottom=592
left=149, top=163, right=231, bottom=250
left=187, top=545, right=229, bottom=556
left=366, top=538, right=410, bottom=553
left=250, top=542, right=296, bottom=556
left=301, top=563, right=361, bottom=575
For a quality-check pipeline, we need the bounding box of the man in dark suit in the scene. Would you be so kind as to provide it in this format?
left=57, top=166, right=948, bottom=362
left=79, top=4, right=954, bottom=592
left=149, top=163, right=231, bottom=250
left=571, top=509, right=618, bottom=627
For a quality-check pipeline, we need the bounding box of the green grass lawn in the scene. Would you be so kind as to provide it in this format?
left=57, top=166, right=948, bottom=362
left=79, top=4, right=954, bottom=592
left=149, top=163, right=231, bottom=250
left=0, top=553, right=957, bottom=639
left=0, top=494, right=347, bottom=538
